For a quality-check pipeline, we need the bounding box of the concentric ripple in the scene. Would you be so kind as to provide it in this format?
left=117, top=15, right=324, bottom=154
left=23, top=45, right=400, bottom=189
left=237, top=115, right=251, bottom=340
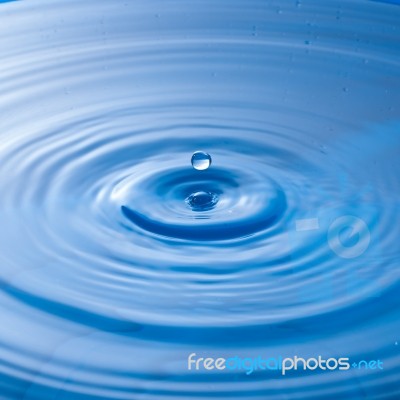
left=185, top=190, right=219, bottom=212
left=120, top=161, right=286, bottom=240
left=0, top=0, right=399, bottom=399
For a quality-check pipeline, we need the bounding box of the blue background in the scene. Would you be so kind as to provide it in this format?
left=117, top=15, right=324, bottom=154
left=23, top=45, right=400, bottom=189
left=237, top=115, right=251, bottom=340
left=0, top=0, right=399, bottom=398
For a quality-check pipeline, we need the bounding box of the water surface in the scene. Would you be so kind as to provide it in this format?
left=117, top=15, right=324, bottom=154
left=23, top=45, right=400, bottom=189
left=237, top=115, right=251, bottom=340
left=0, top=0, right=399, bottom=399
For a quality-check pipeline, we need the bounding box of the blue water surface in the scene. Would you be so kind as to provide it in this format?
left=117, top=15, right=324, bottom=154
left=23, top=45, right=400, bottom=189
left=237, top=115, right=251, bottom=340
left=0, top=0, right=399, bottom=399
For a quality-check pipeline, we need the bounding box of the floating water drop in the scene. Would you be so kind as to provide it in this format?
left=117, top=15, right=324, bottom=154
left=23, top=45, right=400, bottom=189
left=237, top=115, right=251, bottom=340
left=191, top=151, right=211, bottom=170
left=185, top=191, right=218, bottom=212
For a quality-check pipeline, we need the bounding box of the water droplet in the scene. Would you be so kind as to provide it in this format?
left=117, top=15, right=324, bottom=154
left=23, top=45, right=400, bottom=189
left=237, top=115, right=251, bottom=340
left=191, top=151, right=212, bottom=170
left=186, top=191, right=218, bottom=212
